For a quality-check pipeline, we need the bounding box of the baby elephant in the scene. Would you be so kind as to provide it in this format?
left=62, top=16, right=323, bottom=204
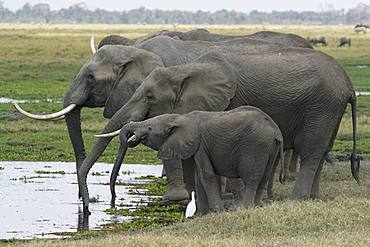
left=112, top=106, right=284, bottom=214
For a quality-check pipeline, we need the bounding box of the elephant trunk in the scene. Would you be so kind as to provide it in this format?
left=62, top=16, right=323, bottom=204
left=110, top=128, right=129, bottom=205
left=78, top=106, right=139, bottom=214
left=64, top=91, right=86, bottom=199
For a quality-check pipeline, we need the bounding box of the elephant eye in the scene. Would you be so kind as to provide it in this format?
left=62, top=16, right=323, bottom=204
left=87, top=74, right=94, bottom=81
left=146, top=94, right=154, bottom=101
left=148, top=126, right=152, bottom=131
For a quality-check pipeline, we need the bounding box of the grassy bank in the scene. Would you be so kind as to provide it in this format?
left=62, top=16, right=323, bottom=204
left=1, top=24, right=370, bottom=163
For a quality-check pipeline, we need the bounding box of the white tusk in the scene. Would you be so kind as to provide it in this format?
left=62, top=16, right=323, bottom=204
left=50, top=115, right=65, bottom=121
left=90, top=36, right=96, bottom=54
left=128, top=134, right=138, bottom=143
left=94, top=129, right=121, bottom=138
left=13, top=103, right=76, bottom=120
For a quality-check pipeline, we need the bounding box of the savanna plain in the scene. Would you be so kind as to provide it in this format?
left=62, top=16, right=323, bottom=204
left=1, top=24, right=370, bottom=246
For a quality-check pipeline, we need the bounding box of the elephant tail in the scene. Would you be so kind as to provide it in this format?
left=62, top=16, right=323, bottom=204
left=349, top=94, right=360, bottom=184
left=277, top=137, right=285, bottom=184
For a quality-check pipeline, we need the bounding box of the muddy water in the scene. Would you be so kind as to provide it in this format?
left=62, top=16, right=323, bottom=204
left=0, top=161, right=163, bottom=240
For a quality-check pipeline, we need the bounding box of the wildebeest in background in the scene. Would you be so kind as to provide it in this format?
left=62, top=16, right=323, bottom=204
left=338, top=37, right=351, bottom=47
left=354, top=23, right=370, bottom=29
left=354, top=26, right=367, bottom=34
left=307, top=36, right=327, bottom=46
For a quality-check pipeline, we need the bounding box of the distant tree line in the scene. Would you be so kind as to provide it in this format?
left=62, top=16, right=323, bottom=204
left=0, top=2, right=369, bottom=25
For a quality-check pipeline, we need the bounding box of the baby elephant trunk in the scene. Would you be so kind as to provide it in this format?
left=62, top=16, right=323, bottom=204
left=110, top=128, right=130, bottom=205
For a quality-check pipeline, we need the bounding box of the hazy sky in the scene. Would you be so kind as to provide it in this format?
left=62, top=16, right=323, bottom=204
left=3, top=0, right=368, bottom=12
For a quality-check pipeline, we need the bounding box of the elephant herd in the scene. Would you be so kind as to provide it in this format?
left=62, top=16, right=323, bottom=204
left=14, top=28, right=360, bottom=215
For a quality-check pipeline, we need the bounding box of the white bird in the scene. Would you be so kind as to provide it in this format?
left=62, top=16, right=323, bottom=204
left=185, top=191, right=196, bottom=219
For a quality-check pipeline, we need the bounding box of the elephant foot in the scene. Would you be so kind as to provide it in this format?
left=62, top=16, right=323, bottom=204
left=162, top=186, right=189, bottom=202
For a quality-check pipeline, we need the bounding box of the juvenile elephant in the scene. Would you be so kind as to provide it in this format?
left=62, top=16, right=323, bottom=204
left=113, top=107, right=284, bottom=214
left=78, top=48, right=359, bottom=214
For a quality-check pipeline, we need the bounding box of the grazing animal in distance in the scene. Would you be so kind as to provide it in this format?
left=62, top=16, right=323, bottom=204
left=338, top=37, right=351, bottom=47
left=354, top=26, right=367, bottom=34
left=307, top=36, right=327, bottom=46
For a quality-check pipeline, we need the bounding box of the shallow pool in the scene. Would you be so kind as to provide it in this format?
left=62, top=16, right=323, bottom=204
left=0, top=161, right=162, bottom=239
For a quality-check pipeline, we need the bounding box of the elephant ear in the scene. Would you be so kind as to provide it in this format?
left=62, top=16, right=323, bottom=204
left=172, top=52, right=238, bottom=113
left=157, top=116, right=200, bottom=160
left=104, top=48, right=164, bottom=118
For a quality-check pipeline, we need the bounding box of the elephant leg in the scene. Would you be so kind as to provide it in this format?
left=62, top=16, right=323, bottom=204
left=283, top=149, right=293, bottom=176
left=220, top=176, right=227, bottom=194
left=242, top=187, right=257, bottom=208
left=266, top=153, right=281, bottom=200
left=292, top=151, right=328, bottom=200
left=195, top=171, right=209, bottom=215
left=292, top=126, right=333, bottom=200
left=289, top=151, right=299, bottom=175
left=228, top=178, right=245, bottom=204
left=310, top=119, right=341, bottom=199
left=256, top=143, right=280, bottom=205
left=310, top=156, right=326, bottom=199
left=162, top=158, right=189, bottom=201
left=239, top=154, right=270, bottom=208
left=182, top=158, right=196, bottom=194
left=194, top=151, right=222, bottom=212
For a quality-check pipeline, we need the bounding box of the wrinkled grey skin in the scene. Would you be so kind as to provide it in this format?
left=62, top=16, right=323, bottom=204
left=339, top=37, right=351, bottom=47
left=97, top=29, right=313, bottom=49
left=78, top=49, right=359, bottom=214
left=64, top=34, right=303, bottom=183
left=307, top=36, right=327, bottom=46
left=115, top=107, right=284, bottom=214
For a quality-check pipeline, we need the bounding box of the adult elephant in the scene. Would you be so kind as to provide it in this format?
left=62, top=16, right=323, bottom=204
left=14, top=35, right=296, bottom=190
left=92, top=29, right=312, bottom=53
left=78, top=49, right=359, bottom=214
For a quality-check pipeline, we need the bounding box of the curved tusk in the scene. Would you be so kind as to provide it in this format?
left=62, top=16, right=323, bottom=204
left=90, top=36, right=96, bottom=54
left=13, top=103, right=76, bottom=120
left=94, top=129, right=121, bottom=138
left=128, top=134, right=138, bottom=143
left=51, top=115, right=65, bottom=121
